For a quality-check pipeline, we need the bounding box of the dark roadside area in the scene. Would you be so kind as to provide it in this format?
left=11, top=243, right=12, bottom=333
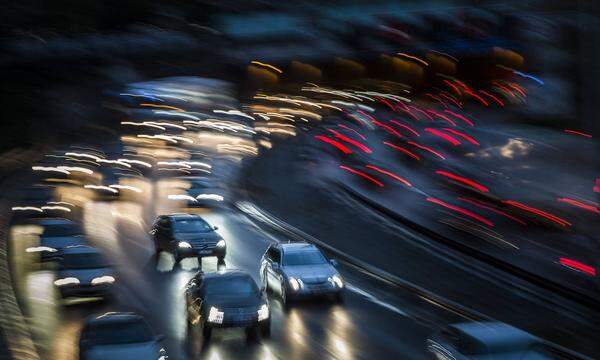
left=241, top=132, right=600, bottom=358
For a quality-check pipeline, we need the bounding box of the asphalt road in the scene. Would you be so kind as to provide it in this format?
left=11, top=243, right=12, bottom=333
left=8, top=159, right=465, bottom=360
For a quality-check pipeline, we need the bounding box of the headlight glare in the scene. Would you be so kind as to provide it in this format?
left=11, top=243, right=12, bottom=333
left=216, top=239, right=226, bottom=248
left=178, top=241, right=192, bottom=248
left=331, top=274, right=344, bottom=288
left=91, top=275, right=115, bottom=285
left=288, top=277, right=300, bottom=291
left=207, top=306, right=224, bottom=324
left=257, top=304, right=269, bottom=321
left=26, top=246, right=57, bottom=253
left=54, top=277, right=80, bottom=286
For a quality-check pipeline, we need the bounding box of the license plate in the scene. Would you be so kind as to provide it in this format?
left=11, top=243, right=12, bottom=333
left=198, top=250, right=211, bottom=255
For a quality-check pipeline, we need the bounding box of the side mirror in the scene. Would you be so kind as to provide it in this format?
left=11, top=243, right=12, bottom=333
left=156, top=334, right=166, bottom=342
left=213, top=226, right=219, bottom=231
left=330, top=259, right=339, bottom=267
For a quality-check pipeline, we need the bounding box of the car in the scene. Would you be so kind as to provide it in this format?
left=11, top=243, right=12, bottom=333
left=171, top=176, right=227, bottom=208
left=152, top=214, right=226, bottom=264
left=79, top=312, right=167, bottom=360
left=23, top=218, right=86, bottom=262
left=426, top=322, right=588, bottom=360
left=185, top=269, right=270, bottom=343
left=259, top=242, right=344, bottom=305
left=53, top=245, right=115, bottom=300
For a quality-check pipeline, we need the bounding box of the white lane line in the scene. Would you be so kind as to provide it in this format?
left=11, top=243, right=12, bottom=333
left=346, top=283, right=408, bottom=317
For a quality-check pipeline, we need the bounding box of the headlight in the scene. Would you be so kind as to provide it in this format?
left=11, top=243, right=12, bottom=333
left=288, top=277, right=300, bottom=291
left=216, top=239, right=226, bottom=248
left=54, top=277, right=80, bottom=286
left=26, top=246, right=57, bottom=253
left=178, top=241, right=192, bottom=248
left=207, top=306, right=224, bottom=324
left=257, top=304, right=269, bottom=321
left=330, top=274, right=344, bottom=288
left=91, top=276, right=115, bottom=285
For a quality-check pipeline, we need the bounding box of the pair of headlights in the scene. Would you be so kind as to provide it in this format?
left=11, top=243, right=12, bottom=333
left=288, top=274, right=343, bottom=291
left=178, top=240, right=226, bottom=248
left=207, top=304, right=269, bottom=324
left=54, top=275, right=115, bottom=286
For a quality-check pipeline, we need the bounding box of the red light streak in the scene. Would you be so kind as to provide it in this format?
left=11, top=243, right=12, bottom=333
left=458, top=197, right=527, bottom=225
left=374, top=120, right=404, bottom=138
left=442, top=128, right=479, bottom=146
left=425, top=93, right=449, bottom=108
left=427, top=110, right=457, bottom=126
left=408, top=141, right=446, bottom=160
left=479, top=90, right=505, bottom=106
left=340, top=165, right=384, bottom=187
left=425, top=128, right=461, bottom=146
left=594, top=178, right=600, bottom=193
left=327, top=129, right=372, bottom=153
left=427, top=197, right=494, bottom=227
left=564, top=129, right=592, bottom=138
left=314, top=135, right=353, bottom=154
left=503, top=200, right=571, bottom=227
left=378, top=98, right=397, bottom=111
left=465, top=90, right=489, bottom=106
left=439, top=92, right=462, bottom=108
left=383, top=141, right=421, bottom=160
left=559, top=258, right=596, bottom=276
left=507, top=82, right=526, bottom=97
left=444, top=79, right=461, bottom=96
left=557, top=197, right=600, bottom=215
left=410, top=106, right=434, bottom=121
left=390, top=120, right=420, bottom=137
left=366, top=165, right=412, bottom=187
left=338, top=124, right=366, bottom=140
left=443, top=110, right=475, bottom=127
left=436, top=170, right=489, bottom=192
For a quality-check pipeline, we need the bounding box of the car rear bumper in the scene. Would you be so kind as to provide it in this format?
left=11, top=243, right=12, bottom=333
left=58, top=284, right=112, bottom=298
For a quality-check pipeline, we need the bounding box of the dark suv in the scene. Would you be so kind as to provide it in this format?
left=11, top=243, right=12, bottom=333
left=152, top=213, right=226, bottom=264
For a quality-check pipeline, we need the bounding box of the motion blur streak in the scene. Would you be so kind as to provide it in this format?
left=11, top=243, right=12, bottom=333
left=563, top=129, right=593, bottom=138
left=442, top=128, right=479, bottom=146
left=559, top=258, right=596, bottom=276
left=251, top=61, right=283, bottom=73
left=557, top=198, right=600, bottom=215
left=443, top=110, right=474, bottom=127
left=435, top=171, right=490, bottom=193
left=383, top=141, right=421, bottom=160
left=503, top=200, right=572, bottom=227
left=397, top=53, right=429, bottom=66
left=425, top=128, right=461, bottom=146
left=365, top=165, right=412, bottom=187
left=458, top=198, right=527, bottom=226
left=390, top=121, right=420, bottom=137
left=407, top=142, right=446, bottom=160
left=373, top=120, right=404, bottom=138
left=338, top=124, right=366, bottom=140
left=427, top=197, right=494, bottom=227
left=327, top=129, right=372, bottom=153
left=315, top=135, right=353, bottom=154
left=340, top=165, right=384, bottom=187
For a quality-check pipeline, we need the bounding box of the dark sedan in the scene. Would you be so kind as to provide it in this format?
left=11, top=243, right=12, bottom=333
left=152, top=213, right=226, bottom=264
left=24, top=218, right=86, bottom=262
left=185, top=269, right=270, bottom=343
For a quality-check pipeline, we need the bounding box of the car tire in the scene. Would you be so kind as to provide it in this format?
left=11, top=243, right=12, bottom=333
left=280, top=280, right=290, bottom=308
left=202, top=323, right=212, bottom=341
left=260, top=321, right=271, bottom=338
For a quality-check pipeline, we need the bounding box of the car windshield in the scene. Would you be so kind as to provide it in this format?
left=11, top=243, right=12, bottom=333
left=283, top=250, right=327, bottom=266
left=43, top=224, right=80, bottom=237
left=92, top=320, right=153, bottom=345
left=174, top=218, right=212, bottom=233
left=205, top=276, right=259, bottom=296
left=62, top=252, right=109, bottom=269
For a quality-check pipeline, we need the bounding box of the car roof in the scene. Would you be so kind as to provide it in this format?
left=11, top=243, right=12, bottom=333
left=448, top=322, right=538, bottom=353
left=201, top=269, right=251, bottom=280
left=26, top=217, right=76, bottom=226
left=166, top=213, right=204, bottom=220
left=278, top=242, right=318, bottom=252
left=61, top=245, right=99, bottom=255
left=87, top=312, right=145, bottom=326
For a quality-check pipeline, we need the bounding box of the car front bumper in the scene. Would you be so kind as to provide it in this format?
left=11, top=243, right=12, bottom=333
left=178, top=246, right=225, bottom=259
left=287, top=282, right=343, bottom=298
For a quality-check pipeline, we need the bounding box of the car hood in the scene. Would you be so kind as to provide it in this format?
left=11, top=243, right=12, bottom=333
left=41, top=236, right=86, bottom=249
left=57, top=267, right=113, bottom=285
left=83, top=341, right=159, bottom=360
left=174, top=232, right=222, bottom=242
left=282, top=264, right=337, bottom=283
left=205, top=293, right=263, bottom=309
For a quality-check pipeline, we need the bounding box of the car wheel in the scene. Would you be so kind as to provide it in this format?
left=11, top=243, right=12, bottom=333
left=202, top=323, right=212, bottom=341
left=280, top=279, right=289, bottom=307
left=262, top=271, right=271, bottom=293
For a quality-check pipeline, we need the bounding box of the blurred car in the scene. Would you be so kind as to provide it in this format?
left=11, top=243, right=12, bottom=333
left=173, top=176, right=227, bottom=208
left=79, top=312, right=167, bottom=360
left=24, top=218, right=86, bottom=262
left=185, top=269, right=270, bottom=342
left=88, top=166, right=144, bottom=201
left=152, top=213, right=226, bottom=263
left=426, top=322, right=584, bottom=360
left=54, top=245, right=115, bottom=300
left=260, top=242, right=344, bottom=305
